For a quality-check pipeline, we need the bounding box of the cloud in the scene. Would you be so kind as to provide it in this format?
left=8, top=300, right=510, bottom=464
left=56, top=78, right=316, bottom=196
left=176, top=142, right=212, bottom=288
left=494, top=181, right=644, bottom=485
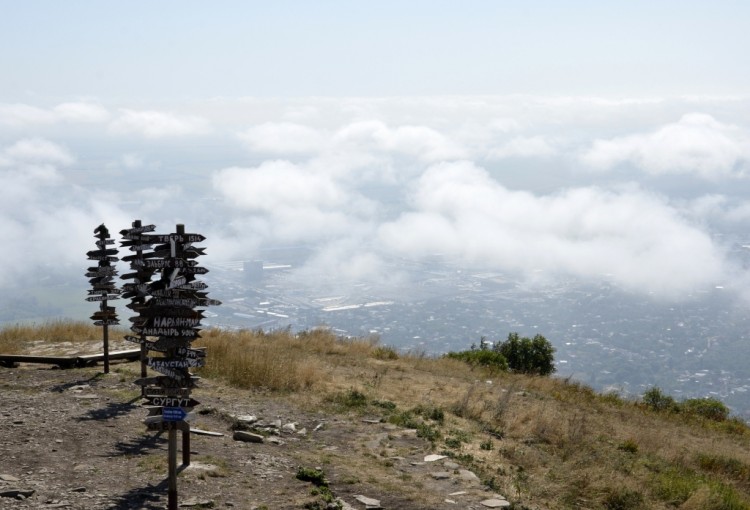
left=53, top=102, right=110, bottom=123
left=487, top=136, right=557, bottom=159
left=237, top=122, right=327, bottom=154
left=378, top=161, right=726, bottom=298
left=333, top=120, right=467, bottom=162
left=581, top=113, right=750, bottom=179
left=1, top=138, right=74, bottom=167
left=0, top=101, right=110, bottom=127
left=109, top=109, right=211, bottom=138
left=212, top=160, right=376, bottom=245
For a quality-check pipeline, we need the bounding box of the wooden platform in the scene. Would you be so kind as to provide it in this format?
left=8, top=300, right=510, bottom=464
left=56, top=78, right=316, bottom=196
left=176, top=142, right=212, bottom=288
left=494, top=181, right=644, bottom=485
left=0, top=349, right=141, bottom=369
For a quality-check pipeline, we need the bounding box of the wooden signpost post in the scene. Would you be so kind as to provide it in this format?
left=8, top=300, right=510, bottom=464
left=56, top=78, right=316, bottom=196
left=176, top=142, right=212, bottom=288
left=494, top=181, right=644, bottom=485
left=124, top=223, right=220, bottom=510
left=86, top=224, right=120, bottom=374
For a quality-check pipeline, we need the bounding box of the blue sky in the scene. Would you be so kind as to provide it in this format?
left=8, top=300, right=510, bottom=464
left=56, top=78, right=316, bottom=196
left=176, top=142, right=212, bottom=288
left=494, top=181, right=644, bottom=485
left=2, top=1, right=749, bottom=100
left=1, top=2, right=750, bottom=302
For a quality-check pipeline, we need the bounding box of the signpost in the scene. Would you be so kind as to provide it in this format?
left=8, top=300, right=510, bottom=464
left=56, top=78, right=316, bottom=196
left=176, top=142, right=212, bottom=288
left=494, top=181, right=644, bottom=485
left=86, top=224, right=120, bottom=374
left=123, top=222, right=220, bottom=510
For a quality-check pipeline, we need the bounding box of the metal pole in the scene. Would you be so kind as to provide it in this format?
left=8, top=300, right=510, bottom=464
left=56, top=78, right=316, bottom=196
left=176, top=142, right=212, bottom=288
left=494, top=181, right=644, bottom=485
left=168, top=428, right=177, bottom=510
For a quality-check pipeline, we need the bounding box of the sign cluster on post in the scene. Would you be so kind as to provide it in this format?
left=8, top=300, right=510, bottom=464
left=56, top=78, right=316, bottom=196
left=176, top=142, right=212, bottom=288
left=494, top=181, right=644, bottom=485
left=86, top=224, right=120, bottom=374
left=86, top=220, right=220, bottom=510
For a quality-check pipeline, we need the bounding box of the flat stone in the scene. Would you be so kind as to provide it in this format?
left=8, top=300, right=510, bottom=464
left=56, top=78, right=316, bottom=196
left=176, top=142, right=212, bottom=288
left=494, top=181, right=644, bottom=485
left=232, top=431, right=264, bottom=443
left=424, top=454, right=447, bottom=462
left=0, top=475, right=19, bottom=482
left=236, top=414, right=257, bottom=424
left=431, top=471, right=451, bottom=480
left=449, top=491, right=467, bottom=496
left=70, top=487, right=87, bottom=493
left=190, top=428, right=224, bottom=437
left=443, top=461, right=460, bottom=470
left=0, top=489, right=35, bottom=499
left=459, top=469, right=479, bottom=481
left=354, top=495, right=382, bottom=509
left=179, top=498, right=214, bottom=507
left=480, top=498, right=511, bottom=508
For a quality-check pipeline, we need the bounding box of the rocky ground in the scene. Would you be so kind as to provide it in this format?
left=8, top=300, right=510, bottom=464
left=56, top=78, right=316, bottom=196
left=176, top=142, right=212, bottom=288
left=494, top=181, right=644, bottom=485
left=0, top=357, right=514, bottom=510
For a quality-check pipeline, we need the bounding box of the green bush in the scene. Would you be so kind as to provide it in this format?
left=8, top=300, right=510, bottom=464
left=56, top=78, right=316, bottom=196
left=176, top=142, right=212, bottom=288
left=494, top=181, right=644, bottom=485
left=682, top=397, right=730, bottom=422
left=642, top=387, right=678, bottom=413
left=494, top=332, right=556, bottom=376
left=444, top=349, right=508, bottom=371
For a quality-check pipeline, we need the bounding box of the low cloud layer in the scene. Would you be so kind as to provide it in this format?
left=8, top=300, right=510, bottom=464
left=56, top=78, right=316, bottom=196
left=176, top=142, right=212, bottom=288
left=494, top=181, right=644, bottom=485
left=0, top=95, right=748, bottom=300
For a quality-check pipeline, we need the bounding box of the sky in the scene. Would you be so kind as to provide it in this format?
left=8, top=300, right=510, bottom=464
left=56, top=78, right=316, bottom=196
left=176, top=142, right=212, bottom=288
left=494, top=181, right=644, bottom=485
left=1, top=1, right=750, bottom=304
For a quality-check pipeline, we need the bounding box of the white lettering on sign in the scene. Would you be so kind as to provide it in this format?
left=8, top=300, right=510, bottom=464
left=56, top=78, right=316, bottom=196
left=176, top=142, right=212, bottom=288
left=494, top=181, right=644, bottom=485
left=152, top=317, right=201, bottom=328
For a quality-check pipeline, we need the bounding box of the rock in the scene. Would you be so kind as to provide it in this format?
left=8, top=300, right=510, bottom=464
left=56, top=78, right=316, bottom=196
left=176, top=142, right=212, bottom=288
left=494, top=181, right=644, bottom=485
left=458, top=469, right=479, bottom=481
left=232, top=431, right=264, bottom=443
left=354, top=494, right=382, bottom=509
left=236, top=414, right=257, bottom=424
left=70, top=487, right=87, bottom=492
left=424, top=454, right=447, bottom=462
left=443, top=461, right=460, bottom=470
left=191, top=428, right=224, bottom=437
left=266, top=437, right=285, bottom=445
left=0, top=489, right=35, bottom=499
left=179, top=497, right=214, bottom=507
left=449, top=491, right=467, bottom=496
left=480, top=498, right=511, bottom=508
left=282, top=422, right=296, bottom=433
left=0, top=474, right=19, bottom=482
left=431, top=471, right=451, bottom=480
left=297, top=428, right=307, bottom=436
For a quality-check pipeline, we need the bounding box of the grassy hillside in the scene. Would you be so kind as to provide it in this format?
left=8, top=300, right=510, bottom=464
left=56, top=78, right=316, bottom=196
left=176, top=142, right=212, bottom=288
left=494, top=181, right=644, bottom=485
left=3, top=321, right=750, bottom=509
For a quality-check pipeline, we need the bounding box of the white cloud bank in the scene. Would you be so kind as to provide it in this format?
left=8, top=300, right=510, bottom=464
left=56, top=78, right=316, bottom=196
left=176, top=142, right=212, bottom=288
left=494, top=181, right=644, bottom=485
left=109, top=109, right=211, bottom=138
left=0, top=102, right=110, bottom=127
left=377, top=162, right=726, bottom=298
left=582, top=113, right=750, bottom=179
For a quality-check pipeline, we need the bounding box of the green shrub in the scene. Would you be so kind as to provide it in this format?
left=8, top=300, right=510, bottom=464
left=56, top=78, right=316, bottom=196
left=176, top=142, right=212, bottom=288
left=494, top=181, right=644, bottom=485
left=444, top=349, right=508, bottom=371
left=494, top=332, right=556, bottom=376
left=682, top=397, right=730, bottom=422
left=617, top=439, right=639, bottom=454
left=642, top=387, right=678, bottom=413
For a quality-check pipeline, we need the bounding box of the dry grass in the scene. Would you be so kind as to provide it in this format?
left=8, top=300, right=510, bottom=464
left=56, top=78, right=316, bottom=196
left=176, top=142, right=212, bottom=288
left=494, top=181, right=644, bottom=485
left=0, top=319, right=128, bottom=354
left=4, top=322, right=750, bottom=508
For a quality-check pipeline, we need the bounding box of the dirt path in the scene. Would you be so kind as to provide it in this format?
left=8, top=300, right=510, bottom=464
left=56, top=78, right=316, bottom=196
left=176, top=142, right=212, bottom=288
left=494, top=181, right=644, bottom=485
left=0, top=362, right=510, bottom=509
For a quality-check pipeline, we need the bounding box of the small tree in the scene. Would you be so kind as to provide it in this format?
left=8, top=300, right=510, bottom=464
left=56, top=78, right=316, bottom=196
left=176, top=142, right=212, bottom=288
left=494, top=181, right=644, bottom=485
left=494, top=332, right=556, bottom=376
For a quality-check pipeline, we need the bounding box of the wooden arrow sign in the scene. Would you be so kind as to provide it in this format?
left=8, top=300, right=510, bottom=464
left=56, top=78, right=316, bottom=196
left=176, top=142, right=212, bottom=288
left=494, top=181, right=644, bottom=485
left=148, top=357, right=205, bottom=369
left=139, top=233, right=206, bottom=244
left=86, top=295, right=120, bottom=302
left=135, top=306, right=204, bottom=319
left=87, top=248, right=119, bottom=257
left=88, top=288, right=121, bottom=295
left=151, top=297, right=219, bottom=307
left=144, top=396, right=200, bottom=408
left=133, top=375, right=199, bottom=388
left=132, top=326, right=200, bottom=338
left=143, top=387, right=192, bottom=397
left=148, top=316, right=202, bottom=328
left=133, top=259, right=199, bottom=269
left=94, top=319, right=120, bottom=326
left=87, top=255, right=118, bottom=262
left=87, top=265, right=117, bottom=275
left=176, top=346, right=206, bottom=359
left=95, top=239, right=116, bottom=248
left=180, top=266, right=209, bottom=275
left=120, top=224, right=156, bottom=235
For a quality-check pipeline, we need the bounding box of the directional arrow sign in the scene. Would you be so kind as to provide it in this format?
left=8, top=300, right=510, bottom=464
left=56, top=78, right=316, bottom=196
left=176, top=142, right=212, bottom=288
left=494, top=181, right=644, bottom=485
left=133, top=259, right=199, bottom=269
left=95, top=239, right=116, bottom=248
left=148, top=357, right=205, bottom=369
left=94, top=320, right=120, bottom=326
left=149, top=288, right=206, bottom=299
left=146, top=396, right=200, bottom=408
left=120, top=224, right=156, bottom=235
left=132, top=327, right=200, bottom=338
left=134, top=306, right=204, bottom=319
left=148, top=317, right=202, bottom=328
left=88, top=288, right=121, bottom=295
left=139, top=233, right=206, bottom=244
left=143, top=387, right=192, bottom=397
left=151, top=297, right=219, bottom=307
left=180, top=267, right=209, bottom=275
left=161, top=406, right=188, bottom=421
left=134, top=375, right=200, bottom=388
left=87, top=266, right=117, bottom=275
left=87, top=248, right=119, bottom=257
left=86, top=295, right=120, bottom=302
left=87, top=255, right=118, bottom=262
left=176, top=346, right=206, bottom=359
